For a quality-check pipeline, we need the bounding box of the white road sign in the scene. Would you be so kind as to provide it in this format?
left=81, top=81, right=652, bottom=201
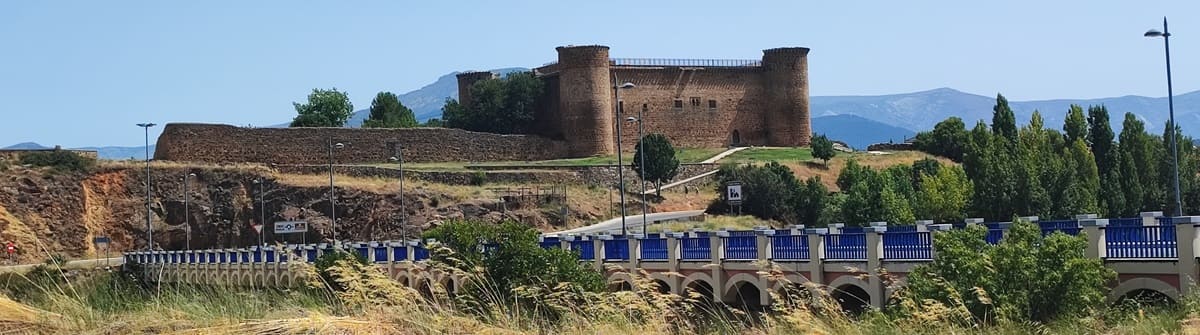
left=274, top=221, right=309, bottom=234
left=726, top=181, right=743, bottom=205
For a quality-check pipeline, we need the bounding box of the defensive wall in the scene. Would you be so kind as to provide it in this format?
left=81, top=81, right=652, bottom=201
left=0, top=147, right=98, bottom=161
left=457, top=45, right=812, bottom=156
left=129, top=212, right=1199, bottom=312
left=274, top=163, right=718, bottom=188
left=153, top=123, right=570, bottom=164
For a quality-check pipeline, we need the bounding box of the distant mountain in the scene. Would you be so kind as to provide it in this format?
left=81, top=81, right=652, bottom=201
left=810, top=87, right=1200, bottom=136
left=343, top=67, right=528, bottom=127
left=811, top=115, right=916, bottom=150
left=0, top=142, right=153, bottom=160
left=78, top=146, right=156, bottom=160
left=2, top=142, right=50, bottom=150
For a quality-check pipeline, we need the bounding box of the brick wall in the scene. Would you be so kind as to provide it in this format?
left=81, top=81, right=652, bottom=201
left=153, top=123, right=571, bottom=164
left=610, top=67, right=767, bottom=150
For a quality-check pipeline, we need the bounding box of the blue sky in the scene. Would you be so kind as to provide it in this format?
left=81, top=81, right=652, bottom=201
left=1, top=1, right=1197, bottom=147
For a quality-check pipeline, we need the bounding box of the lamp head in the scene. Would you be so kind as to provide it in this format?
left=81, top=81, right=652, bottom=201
left=625, top=116, right=638, bottom=122
left=1145, top=29, right=1166, bottom=37
left=618, top=82, right=635, bottom=89
left=389, top=156, right=399, bottom=162
left=334, top=143, right=345, bottom=149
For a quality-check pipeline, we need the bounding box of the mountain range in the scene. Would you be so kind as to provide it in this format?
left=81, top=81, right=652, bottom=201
left=10, top=68, right=1199, bottom=158
left=1, top=142, right=155, bottom=160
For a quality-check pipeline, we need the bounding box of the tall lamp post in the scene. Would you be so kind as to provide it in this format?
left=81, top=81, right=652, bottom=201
left=253, top=179, right=267, bottom=246
left=390, top=148, right=406, bottom=241
left=183, top=172, right=195, bottom=250
left=136, top=122, right=156, bottom=250
left=613, top=81, right=635, bottom=235
left=1146, top=17, right=1183, bottom=216
left=626, top=116, right=649, bottom=235
left=328, top=139, right=344, bottom=245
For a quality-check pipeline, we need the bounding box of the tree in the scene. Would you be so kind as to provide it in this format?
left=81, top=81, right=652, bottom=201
left=708, top=162, right=803, bottom=225
left=1059, top=139, right=1101, bottom=216
left=1063, top=104, right=1088, bottom=144
left=810, top=134, right=835, bottom=164
left=913, top=117, right=969, bottom=161
left=362, top=91, right=417, bottom=128
left=899, top=220, right=1114, bottom=324
left=1086, top=105, right=1115, bottom=174
left=422, top=118, right=445, bottom=127
left=991, top=94, right=1018, bottom=143
left=632, top=133, right=680, bottom=196
left=915, top=166, right=973, bottom=222
left=1119, top=113, right=1160, bottom=211
left=794, top=177, right=828, bottom=226
left=290, top=88, right=353, bottom=127
left=443, top=71, right=544, bottom=134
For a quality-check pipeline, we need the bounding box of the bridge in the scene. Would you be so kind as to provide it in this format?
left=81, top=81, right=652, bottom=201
left=124, top=212, right=1200, bottom=311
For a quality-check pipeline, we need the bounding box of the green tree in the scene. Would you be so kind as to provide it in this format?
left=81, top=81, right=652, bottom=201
left=915, top=165, right=973, bottom=222
left=709, top=162, right=803, bottom=225
left=1086, top=105, right=1115, bottom=174
left=1059, top=139, right=1101, bottom=216
left=632, top=133, right=680, bottom=196
left=443, top=71, right=544, bottom=134
left=362, top=91, right=418, bottom=128
left=1119, top=113, right=1160, bottom=211
left=810, top=134, right=835, bottom=164
left=836, top=159, right=871, bottom=191
left=900, top=220, right=1115, bottom=323
left=913, top=117, right=968, bottom=161
left=794, top=176, right=828, bottom=226
left=422, top=220, right=605, bottom=296
left=991, top=94, right=1018, bottom=143
left=290, top=88, right=354, bottom=127
left=422, top=118, right=445, bottom=127
left=911, top=157, right=942, bottom=186
left=1063, top=104, right=1088, bottom=144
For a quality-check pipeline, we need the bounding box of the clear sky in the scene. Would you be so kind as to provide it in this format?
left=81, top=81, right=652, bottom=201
left=1, top=1, right=1197, bottom=147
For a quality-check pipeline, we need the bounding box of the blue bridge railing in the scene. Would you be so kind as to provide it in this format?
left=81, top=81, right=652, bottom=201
left=681, top=237, right=712, bottom=261
left=570, top=240, right=595, bottom=260
left=603, top=239, right=630, bottom=261
left=882, top=232, right=932, bottom=260
left=1040, top=220, right=1081, bottom=236
left=723, top=235, right=758, bottom=260
left=640, top=238, right=668, bottom=260
left=772, top=234, right=809, bottom=260
left=825, top=234, right=867, bottom=260
left=1106, top=225, right=1177, bottom=259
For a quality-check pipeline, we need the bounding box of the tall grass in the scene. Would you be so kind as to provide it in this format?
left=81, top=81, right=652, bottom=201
left=1, top=255, right=1196, bottom=334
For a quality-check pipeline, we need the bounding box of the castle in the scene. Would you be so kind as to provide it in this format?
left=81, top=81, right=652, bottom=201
left=152, top=45, right=811, bottom=164
left=456, top=45, right=812, bottom=157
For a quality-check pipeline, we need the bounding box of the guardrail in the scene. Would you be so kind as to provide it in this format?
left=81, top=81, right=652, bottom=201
left=882, top=232, right=932, bottom=260
left=825, top=234, right=867, bottom=261
left=1106, top=225, right=1177, bottom=259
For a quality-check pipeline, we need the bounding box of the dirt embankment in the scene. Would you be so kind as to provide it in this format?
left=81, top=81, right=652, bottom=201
left=0, top=164, right=602, bottom=263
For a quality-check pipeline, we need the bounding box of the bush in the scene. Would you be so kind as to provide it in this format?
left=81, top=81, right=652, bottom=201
left=897, top=219, right=1114, bottom=324
left=422, top=219, right=605, bottom=315
left=469, top=171, right=486, bottom=186
left=708, top=162, right=827, bottom=226
left=313, top=249, right=369, bottom=292
left=20, top=150, right=96, bottom=173
left=811, top=134, right=835, bottom=164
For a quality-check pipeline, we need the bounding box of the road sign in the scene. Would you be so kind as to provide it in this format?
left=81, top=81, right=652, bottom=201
left=726, top=181, right=743, bottom=206
left=274, top=221, right=308, bottom=234
left=92, top=236, right=111, bottom=248
left=252, top=224, right=264, bottom=234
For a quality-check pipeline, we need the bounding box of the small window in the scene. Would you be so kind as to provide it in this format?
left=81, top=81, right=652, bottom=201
left=707, top=100, right=717, bottom=110
left=673, top=99, right=684, bottom=111
left=618, top=101, right=624, bottom=114
left=690, top=97, right=701, bottom=107
left=642, top=103, right=648, bottom=112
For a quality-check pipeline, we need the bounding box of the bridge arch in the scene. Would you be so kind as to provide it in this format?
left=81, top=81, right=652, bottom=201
left=682, top=273, right=716, bottom=302
left=722, top=273, right=769, bottom=308
left=1108, top=277, right=1180, bottom=304
left=828, top=275, right=872, bottom=314
left=607, top=272, right=635, bottom=292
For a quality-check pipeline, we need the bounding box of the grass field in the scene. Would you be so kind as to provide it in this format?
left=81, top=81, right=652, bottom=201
left=718, top=147, right=818, bottom=164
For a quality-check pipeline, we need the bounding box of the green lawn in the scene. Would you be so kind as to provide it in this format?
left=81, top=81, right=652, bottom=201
left=468, top=147, right=726, bottom=167
left=718, top=147, right=818, bottom=163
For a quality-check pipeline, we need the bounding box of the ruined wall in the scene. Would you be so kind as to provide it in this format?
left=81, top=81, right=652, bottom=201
left=610, top=67, right=767, bottom=150
left=456, top=71, right=497, bottom=110
left=153, top=123, right=571, bottom=164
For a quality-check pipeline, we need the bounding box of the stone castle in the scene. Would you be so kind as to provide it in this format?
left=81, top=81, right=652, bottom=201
left=153, top=45, right=811, bottom=164
left=457, top=45, right=812, bottom=157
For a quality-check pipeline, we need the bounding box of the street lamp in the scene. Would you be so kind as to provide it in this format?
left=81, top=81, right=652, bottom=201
left=328, top=139, right=344, bottom=245
left=613, top=81, right=635, bottom=236
left=136, top=122, right=156, bottom=250
left=626, top=116, right=649, bottom=235
left=1146, top=17, right=1183, bottom=216
left=253, top=178, right=267, bottom=246
left=183, top=172, right=196, bottom=250
left=389, top=150, right=406, bottom=241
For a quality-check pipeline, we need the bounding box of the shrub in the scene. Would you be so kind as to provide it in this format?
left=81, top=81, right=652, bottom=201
left=469, top=171, right=486, bottom=186
left=312, top=249, right=369, bottom=292
left=897, top=219, right=1114, bottom=324
left=19, top=150, right=96, bottom=173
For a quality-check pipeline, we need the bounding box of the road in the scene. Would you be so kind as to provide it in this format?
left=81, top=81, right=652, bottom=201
left=0, top=257, right=124, bottom=275
left=546, top=210, right=706, bottom=237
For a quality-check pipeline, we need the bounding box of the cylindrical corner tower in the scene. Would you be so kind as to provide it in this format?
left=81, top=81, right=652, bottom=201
left=556, top=45, right=613, bottom=156
left=762, top=47, right=812, bottom=147
left=455, top=71, right=496, bottom=110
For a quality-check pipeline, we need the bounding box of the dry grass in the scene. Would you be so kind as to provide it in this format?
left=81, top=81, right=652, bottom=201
left=649, top=215, right=777, bottom=233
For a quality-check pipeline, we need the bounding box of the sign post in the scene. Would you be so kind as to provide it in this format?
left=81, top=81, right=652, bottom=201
left=92, top=236, right=110, bottom=267
left=274, top=221, right=309, bottom=245
left=725, top=181, right=743, bottom=215
left=252, top=224, right=264, bottom=246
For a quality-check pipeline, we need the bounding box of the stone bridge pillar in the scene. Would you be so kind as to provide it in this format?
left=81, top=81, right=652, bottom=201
left=1080, top=218, right=1108, bottom=259
left=1175, top=216, right=1200, bottom=296
left=805, top=228, right=827, bottom=286
left=865, top=226, right=885, bottom=309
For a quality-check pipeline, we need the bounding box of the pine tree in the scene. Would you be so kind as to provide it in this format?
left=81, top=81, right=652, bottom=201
left=992, top=94, right=1018, bottom=143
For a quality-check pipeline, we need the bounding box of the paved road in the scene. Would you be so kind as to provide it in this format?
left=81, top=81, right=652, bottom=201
left=0, top=257, right=124, bottom=275
left=546, top=210, right=706, bottom=237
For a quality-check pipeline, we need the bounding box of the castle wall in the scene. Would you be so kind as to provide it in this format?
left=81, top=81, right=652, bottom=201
left=455, top=71, right=497, bottom=110
left=610, top=67, right=767, bottom=150
left=153, top=123, right=570, bottom=164
left=762, top=47, right=812, bottom=146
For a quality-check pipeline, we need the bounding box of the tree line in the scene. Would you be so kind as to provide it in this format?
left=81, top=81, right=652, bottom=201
left=717, top=93, right=1198, bottom=226
left=288, top=88, right=432, bottom=128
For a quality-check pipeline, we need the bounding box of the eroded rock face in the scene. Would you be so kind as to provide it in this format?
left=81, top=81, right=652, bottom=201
left=0, top=165, right=593, bottom=262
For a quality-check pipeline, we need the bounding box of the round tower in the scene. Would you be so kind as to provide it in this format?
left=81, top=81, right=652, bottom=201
left=761, top=47, right=812, bottom=146
left=455, top=71, right=496, bottom=110
left=556, top=45, right=614, bottom=156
